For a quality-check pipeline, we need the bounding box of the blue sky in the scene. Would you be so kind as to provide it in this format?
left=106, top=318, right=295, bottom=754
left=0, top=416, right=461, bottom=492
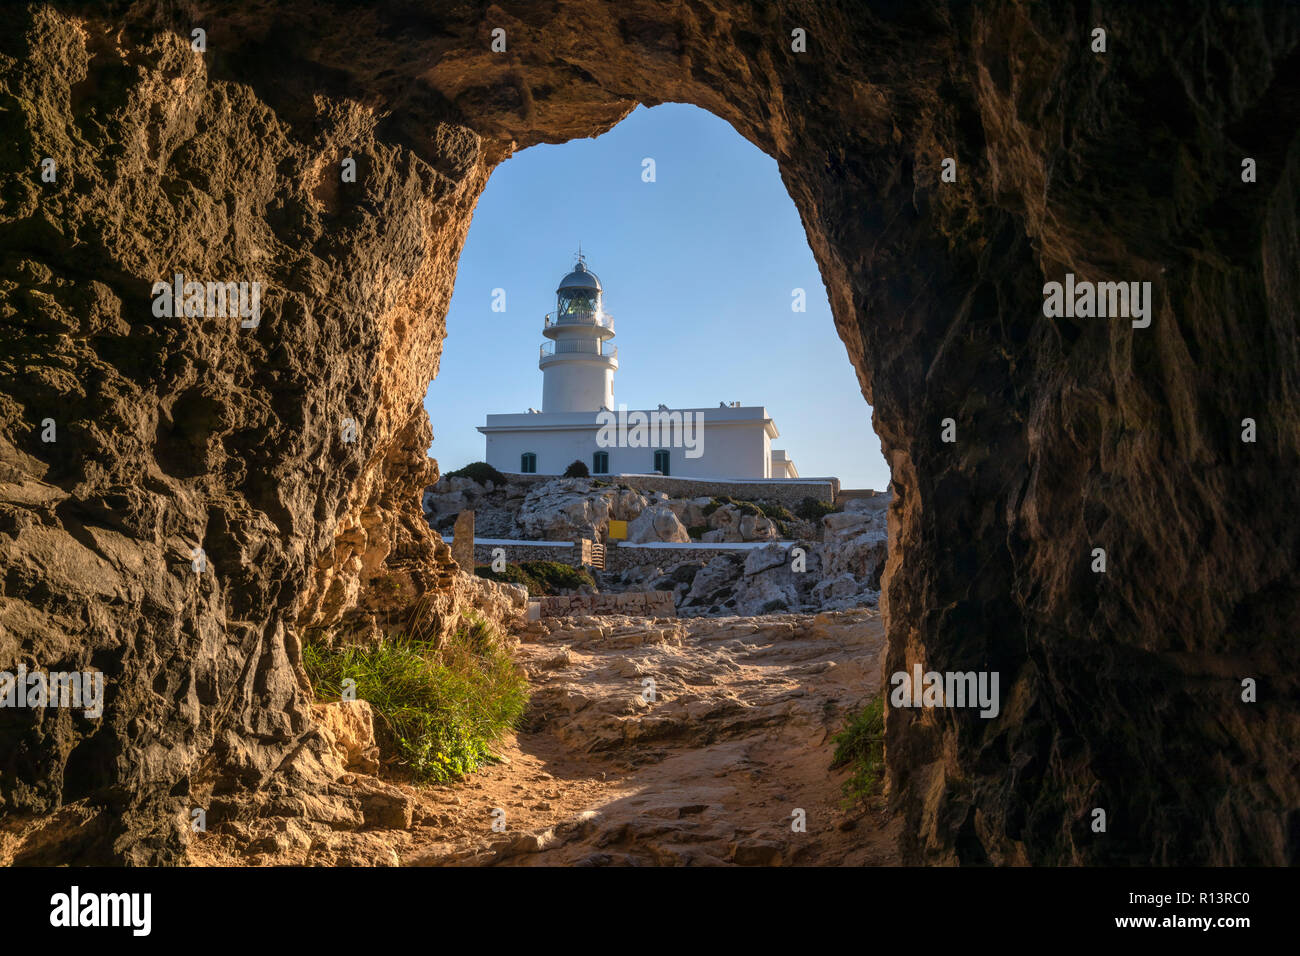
left=423, top=103, right=890, bottom=490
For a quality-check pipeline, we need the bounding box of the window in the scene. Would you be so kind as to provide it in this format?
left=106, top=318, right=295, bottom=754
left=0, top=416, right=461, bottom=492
left=558, top=290, right=598, bottom=318
left=592, top=450, right=609, bottom=474
left=653, top=449, right=670, bottom=475
left=520, top=452, right=537, bottom=474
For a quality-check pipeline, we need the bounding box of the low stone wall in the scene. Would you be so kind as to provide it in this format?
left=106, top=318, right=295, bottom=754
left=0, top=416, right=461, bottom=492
left=537, top=591, right=677, bottom=618
left=604, top=542, right=799, bottom=573
left=601, top=475, right=838, bottom=508
left=492, top=472, right=839, bottom=507
left=460, top=537, right=802, bottom=574
left=465, top=539, right=574, bottom=567
left=458, top=536, right=806, bottom=577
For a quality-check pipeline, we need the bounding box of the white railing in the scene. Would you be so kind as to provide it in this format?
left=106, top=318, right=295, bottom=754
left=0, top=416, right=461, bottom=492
left=540, top=342, right=618, bottom=359
left=544, top=311, right=614, bottom=333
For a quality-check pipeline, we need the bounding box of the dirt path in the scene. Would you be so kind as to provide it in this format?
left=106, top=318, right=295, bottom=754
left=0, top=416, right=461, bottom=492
left=401, top=608, right=900, bottom=866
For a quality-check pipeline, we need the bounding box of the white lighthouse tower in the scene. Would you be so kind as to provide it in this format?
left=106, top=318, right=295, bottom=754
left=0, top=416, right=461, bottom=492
left=539, top=255, right=617, bottom=412
left=478, top=252, right=801, bottom=479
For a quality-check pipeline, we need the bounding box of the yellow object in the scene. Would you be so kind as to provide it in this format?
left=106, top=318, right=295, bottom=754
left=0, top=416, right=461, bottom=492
left=608, top=520, right=628, bottom=540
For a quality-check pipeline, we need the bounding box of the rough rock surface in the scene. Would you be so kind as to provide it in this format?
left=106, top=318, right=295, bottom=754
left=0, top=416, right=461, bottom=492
left=313, top=700, right=381, bottom=775
left=192, top=609, right=899, bottom=867
left=699, top=503, right=782, bottom=542
left=623, top=502, right=690, bottom=544
left=603, top=519, right=886, bottom=617
left=426, top=475, right=785, bottom=544
left=817, top=494, right=890, bottom=596
left=1, top=1, right=1297, bottom=865
left=516, top=478, right=647, bottom=541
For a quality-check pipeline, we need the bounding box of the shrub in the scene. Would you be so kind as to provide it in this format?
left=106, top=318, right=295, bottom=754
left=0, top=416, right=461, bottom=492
left=444, top=461, right=506, bottom=486
left=475, top=560, right=595, bottom=596
left=759, top=598, right=789, bottom=614
left=473, top=563, right=534, bottom=591
left=830, top=694, right=885, bottom=808
left=521, top=560, right=595, bottom=593
left=702, top=495, right=765, bottom=518
left=757, top=500, right=794, bottom=522
left=796, top=496, right=837, bottom=521
left=562, top=459, right=590, bottom=478
left=686, top=524, right=710, bottom=539
left=301, top=613, right=529, bottom=783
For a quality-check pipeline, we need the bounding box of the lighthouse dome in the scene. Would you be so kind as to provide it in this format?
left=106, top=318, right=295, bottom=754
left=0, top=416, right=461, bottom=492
left=557, top=260, right=602, bottom=292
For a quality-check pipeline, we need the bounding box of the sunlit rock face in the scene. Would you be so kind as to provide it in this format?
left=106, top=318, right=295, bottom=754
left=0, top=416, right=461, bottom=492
left=1, top=1, right=1297, bottom=864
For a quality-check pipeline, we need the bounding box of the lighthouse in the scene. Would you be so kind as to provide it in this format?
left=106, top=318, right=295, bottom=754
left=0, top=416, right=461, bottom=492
left=539, top=256, right=618, bottom=412
left=479, top=252, right=800, bottom=479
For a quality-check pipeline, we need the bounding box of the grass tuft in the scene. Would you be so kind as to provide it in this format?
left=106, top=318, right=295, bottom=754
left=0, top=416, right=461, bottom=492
left=829, top=694, right=885, bottom=808
left=302, top=613, right=529, bottom=783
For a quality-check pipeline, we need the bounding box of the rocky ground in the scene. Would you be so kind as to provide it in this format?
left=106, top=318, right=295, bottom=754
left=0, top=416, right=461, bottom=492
left=425, top=474, right=816, bottom=543
left=188, top=608, right=897, bottom=866
left=425, top=475, right=891, bottom=615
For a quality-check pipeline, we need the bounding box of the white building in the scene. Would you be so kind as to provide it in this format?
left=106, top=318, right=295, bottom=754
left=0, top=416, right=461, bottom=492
left=479, top=258, right=798, bottom=479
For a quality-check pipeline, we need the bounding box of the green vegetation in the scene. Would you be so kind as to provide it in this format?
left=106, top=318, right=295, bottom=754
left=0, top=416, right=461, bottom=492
left=475, top=560, right=595, bottom=596
left=686, top=524, right=710, bottom=540
left=701, top=495, right=765, bottom=518
left=829, top=694, right=885, bottom=808
left=562, top=459, right=590, bottom=478
left=756, top=500, right=794, bottom=522
left=444, top=461, right=506, bottom=486
left=796, top=496, right=837, bottom=522
left=302, top=613, right=529, bottom=783
left=695, top=496, right=792, bottom=536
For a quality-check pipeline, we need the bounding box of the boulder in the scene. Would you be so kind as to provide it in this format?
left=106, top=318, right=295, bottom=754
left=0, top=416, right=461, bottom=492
left=683, top=553, right=745, bottom=607
left=425, top=489, right=468, bottom=521
left=706, top=504, right=744, bottom=542
left=518, top=478, right=649, bottom=540
left=625, top=503, right=690, bottom=543
left=312, top=700, right=381, bottom=775
left=739, top=513, right=780, bottom=541
left=820, top=507, right=888, bottom=587
left=664, top=496, right=712, bottom=528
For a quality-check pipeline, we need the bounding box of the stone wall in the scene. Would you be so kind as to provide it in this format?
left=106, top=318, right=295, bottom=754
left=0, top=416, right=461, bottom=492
left=604, top=543, right=797, bottom=574
left=538, top=591, right=676, bottom=619
left=489, top=472, right=838, bottom=507
left=466, top=537, right=799, bottom=575
left=603, top=475, right=837, bottom=508
left=467, top=540, right=575, bottom=567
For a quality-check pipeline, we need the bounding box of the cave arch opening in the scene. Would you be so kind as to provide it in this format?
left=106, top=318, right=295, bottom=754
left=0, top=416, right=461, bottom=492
left=411, top=101, right=900, bottom=845
left=423, top=102, right=889, bottom=499
left=421, top=102, right=894, bottom=611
